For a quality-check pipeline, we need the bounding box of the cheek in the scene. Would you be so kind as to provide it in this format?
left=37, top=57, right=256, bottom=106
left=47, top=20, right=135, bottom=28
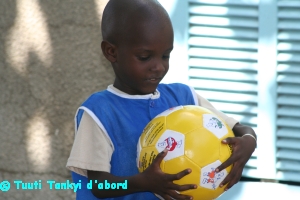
left=165, top=65, right=169, bottom=73
left=123, top=65, right=144, bottom=80
left=163, top=61, right=170, bottom=71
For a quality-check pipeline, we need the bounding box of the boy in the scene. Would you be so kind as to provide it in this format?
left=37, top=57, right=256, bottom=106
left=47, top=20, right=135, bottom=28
left=66, top=0, right=257, bottom=199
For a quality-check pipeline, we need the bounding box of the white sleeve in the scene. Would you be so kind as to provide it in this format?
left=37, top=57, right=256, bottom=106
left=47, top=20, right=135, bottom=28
left=193, top=90, right=239, bottom=129
left=66, top=111, right=113, bottom=177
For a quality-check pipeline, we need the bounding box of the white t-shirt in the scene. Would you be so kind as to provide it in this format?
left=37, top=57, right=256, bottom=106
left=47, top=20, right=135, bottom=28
left=66, top=85, right=238, bottom=177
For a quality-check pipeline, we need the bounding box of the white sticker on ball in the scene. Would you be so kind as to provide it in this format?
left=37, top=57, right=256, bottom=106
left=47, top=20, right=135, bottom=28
left=156, top=130, right=185, bottom=161
left=203, top=114, right=228, bottom=139
left=200, top=160, right=228, bottom=190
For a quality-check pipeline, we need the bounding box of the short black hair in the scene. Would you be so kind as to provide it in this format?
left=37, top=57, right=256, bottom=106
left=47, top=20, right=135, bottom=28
left=101, top=0, right=171, bottom=45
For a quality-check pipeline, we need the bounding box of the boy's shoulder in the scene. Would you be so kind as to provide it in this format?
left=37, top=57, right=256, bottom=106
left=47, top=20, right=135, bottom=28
left=158, top=82, right=192, bottom=91
left=158, top=83, right=196, bottom=105
left=81, top=88, right=111, bottom=105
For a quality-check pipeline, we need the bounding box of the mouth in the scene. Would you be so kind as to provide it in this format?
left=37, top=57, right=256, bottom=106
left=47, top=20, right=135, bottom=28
left=146, top=77, right=162, bottom=83
left=146, top=77, right=162, bottom=82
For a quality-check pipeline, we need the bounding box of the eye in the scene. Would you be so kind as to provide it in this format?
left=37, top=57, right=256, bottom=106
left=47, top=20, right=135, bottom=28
left=163, top=54, right=170, bottom=60
left=137, top=56, right=150, bottom=61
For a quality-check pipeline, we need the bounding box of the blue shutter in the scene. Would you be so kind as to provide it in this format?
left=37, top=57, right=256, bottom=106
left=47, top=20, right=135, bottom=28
left=162, top=0, right=300, bottom=183
left=276, top=0, right=300, bottom=182
left=187, top=0, right=259, bottom=178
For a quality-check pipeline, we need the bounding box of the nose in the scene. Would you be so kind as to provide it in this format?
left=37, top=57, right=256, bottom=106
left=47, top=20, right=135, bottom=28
left=150, top=59, right=167, bottom=72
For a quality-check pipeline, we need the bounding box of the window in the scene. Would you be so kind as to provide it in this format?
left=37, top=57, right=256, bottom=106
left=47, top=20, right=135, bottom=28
left=161, top=0, right=300, bottom=183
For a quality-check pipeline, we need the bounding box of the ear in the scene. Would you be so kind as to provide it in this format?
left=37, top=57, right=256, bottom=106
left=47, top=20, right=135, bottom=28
left=101, top=40, right=117, bottom=63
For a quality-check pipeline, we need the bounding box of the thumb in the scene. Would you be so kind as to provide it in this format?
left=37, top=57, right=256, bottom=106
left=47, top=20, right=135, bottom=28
left=222, top=137, right=236, bottom=145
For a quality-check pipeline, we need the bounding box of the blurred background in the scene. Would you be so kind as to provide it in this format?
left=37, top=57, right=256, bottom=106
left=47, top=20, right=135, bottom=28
left=0, top=0, right=299, bottom=199
left=0, top=0, right=113, bottom=199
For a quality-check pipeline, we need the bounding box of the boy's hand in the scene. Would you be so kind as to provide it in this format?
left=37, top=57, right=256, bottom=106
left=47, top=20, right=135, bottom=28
left=140, top=148, right=196, bottom=200
left=215, top=123, right=256, bottom=191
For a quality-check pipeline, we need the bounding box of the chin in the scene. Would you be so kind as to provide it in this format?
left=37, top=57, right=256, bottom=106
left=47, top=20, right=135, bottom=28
left=137, top=86, right=158, bottom=95
left=130, top=81, right=160, bottom=95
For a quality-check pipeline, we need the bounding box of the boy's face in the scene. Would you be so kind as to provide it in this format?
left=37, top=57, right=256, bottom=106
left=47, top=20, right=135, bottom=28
left=112, top=19, right=174, bottom=95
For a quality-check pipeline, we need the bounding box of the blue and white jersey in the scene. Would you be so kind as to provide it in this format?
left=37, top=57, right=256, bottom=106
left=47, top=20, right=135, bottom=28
left=72, top=83, right=198, bottom=200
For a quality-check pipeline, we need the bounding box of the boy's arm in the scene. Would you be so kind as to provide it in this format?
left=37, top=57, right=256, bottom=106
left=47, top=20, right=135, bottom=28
left=70, top=111, right=194, bottom=199
left=215, top=123, right=257, bottom=191
left=194, top=92, right=256, bottom=190
left=88, top=149, right=196, bottom=200
left=66, top=111, right=113, bottom=176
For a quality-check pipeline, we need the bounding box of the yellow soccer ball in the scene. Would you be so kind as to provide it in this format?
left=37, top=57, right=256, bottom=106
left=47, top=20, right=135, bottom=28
left=137, top=105, right=234, bottom=200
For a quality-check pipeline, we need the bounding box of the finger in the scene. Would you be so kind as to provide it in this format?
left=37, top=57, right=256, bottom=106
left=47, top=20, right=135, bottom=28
left=221, top=173, right=240, bottom=191
left=215, top=154, right=236, bottom=173
left=219, top=165, right=242, bottom=189
left=167, top=190, right=193, bottom=200
left=216, top=160, right=239, bottom=187
left=153, top=148, right=168, bottom=165
left=216, top=138, right=238, bottom=172
left=159, top=193, right=171, bottom=200
left=168, top=168, right=192, bottom=181
left=166, top=180, right=197, bottom=192
left=221, top=137, right=236, bottom=145
left=175, top=183, right=197, bottom=192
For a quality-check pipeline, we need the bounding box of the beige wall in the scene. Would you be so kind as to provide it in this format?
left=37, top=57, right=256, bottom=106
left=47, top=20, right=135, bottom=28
left=0, top=0, right=113, bottom=199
